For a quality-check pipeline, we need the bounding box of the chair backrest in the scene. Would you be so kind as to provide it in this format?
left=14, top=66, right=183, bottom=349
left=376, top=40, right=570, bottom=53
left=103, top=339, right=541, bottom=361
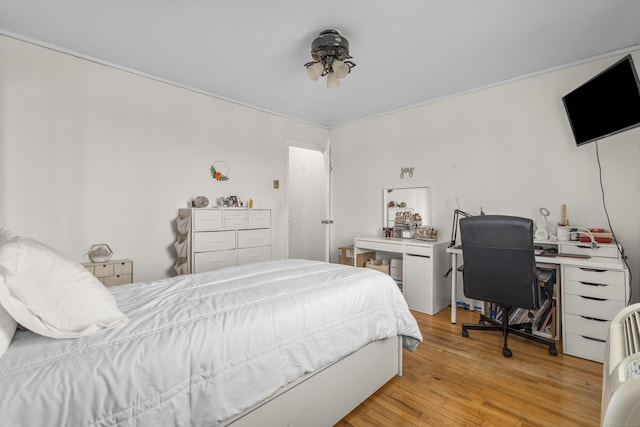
left=460, top=215, right=539, bottom=309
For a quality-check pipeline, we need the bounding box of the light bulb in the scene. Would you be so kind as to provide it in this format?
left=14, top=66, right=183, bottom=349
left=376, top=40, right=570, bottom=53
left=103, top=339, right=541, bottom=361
left=326, top=72, right=340, bottom=88
left=333, top=60, right=349, bottom=79
left=306, top=62, right=323, bottom=81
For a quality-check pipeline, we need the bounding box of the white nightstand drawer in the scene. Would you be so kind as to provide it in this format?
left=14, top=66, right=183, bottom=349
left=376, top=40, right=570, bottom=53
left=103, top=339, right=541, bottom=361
left=564, top=293, right=624, bottom=319
left=564, top=313, right=610, bottom=340
left=249, top=210, right=271, bottom=228
left=564, top=332, right=606, bottom=362
left=238, top=246, right=271, bottom=265
left=563, top=266, right=625, bottom=286
left=193, top=209, right=223, bottom=230
left=193, top=230, right=236, bottom=252
left=194, top=250, right=236, bottom=272
left=564, top=279, right=626, bottom=301
left=238, top=229, right=271, bottom=248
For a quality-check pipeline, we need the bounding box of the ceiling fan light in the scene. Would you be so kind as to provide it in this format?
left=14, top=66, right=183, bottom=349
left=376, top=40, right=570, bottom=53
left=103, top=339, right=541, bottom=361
left=333, top=60, right=349, bottom=79
left=326, top=72, right=340, bottom=88
left=306, top=62, right=324, bottom=81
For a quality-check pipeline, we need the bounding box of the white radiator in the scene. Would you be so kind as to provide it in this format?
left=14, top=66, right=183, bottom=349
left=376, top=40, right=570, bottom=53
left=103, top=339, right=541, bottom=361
left=602, top=303, right=640, bottom=426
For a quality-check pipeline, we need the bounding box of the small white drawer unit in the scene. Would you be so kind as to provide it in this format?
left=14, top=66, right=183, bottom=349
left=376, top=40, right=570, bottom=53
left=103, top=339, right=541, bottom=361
left=177, top=208, right=272, bottom=274
left=562, top=265, right=628, bottom=362
left=83, top=259, right=133, bottom=287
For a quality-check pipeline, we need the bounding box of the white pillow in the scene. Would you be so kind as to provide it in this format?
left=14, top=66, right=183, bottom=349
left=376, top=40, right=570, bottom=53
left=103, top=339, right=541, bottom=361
left=0, top=304, right=17, bottom=357
left=0, top=233, right=127, bottom=338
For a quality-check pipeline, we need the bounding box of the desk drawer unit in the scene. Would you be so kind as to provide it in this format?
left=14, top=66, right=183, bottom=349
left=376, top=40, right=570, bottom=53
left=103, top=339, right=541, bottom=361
left=558, top=243, right=619, bottom=258
left=562, top=266, right=627, bottom=362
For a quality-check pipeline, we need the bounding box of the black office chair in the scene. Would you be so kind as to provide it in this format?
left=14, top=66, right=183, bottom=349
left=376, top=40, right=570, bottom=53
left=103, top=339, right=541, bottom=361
left=459, top=215, right=557, bottom=358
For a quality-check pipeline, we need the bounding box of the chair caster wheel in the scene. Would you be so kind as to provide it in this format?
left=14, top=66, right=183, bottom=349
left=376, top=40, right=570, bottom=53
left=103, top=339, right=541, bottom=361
left=549, top=347, right=558, bottom=356
left=503, top=348, right=512, bottom=358
left=462, top=329, right=469, bottom=338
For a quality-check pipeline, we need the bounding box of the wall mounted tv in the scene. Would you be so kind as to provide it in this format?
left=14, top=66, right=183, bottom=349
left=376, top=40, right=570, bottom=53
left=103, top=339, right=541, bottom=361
left=562, top=54, right=640, bottom=146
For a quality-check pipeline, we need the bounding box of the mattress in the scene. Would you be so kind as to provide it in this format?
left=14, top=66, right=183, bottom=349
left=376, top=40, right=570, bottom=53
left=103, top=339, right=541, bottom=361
left=0, top=259, right=422, bottom=426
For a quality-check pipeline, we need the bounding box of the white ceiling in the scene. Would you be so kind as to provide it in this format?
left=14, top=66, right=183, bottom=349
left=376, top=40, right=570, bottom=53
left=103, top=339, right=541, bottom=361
left=1, top=0, right=640, bottom=128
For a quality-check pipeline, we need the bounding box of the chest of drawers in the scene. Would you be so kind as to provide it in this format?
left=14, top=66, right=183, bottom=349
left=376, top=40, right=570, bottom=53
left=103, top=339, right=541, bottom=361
left=82, top=259, right=133, bottom=287
left=562, top=265, right=628, bottom=362
left=177, top=208, right=272, bottom=274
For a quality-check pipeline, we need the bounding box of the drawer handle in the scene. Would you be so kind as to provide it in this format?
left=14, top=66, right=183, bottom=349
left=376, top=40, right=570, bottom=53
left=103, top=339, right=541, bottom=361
left=580, top=315, right=607, bottom=322
left=581, top=335, right=606, bottom=343
left=579, top=295, right=606, bottom=302
left=579, top=281, right=605, bottom=287
left=578, top=268, right=606, bottom=273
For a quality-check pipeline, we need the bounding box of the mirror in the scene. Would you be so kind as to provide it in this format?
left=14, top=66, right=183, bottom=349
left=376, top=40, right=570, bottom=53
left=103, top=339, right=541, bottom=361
left=382, top=187, right=432, bottom=238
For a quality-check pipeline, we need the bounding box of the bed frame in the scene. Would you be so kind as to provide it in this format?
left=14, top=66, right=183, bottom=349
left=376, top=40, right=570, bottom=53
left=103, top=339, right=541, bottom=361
left=221, top=336, right=403, bottom=426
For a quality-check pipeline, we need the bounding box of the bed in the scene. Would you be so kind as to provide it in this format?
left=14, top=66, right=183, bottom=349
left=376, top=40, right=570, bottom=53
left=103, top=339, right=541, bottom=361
left=0, top=247, right=422, bottom=426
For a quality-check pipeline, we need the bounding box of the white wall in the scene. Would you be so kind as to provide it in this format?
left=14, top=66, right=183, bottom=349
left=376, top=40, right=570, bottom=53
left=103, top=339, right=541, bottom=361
left=2, top=34, right=639, bottom=300
left=0, top=35, right=329, bottom=281
left=330, top=52, right=640, bottom=302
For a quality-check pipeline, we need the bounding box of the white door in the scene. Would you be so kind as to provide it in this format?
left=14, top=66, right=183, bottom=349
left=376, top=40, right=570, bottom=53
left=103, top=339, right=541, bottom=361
left=287, top=144, right=331, bottom=261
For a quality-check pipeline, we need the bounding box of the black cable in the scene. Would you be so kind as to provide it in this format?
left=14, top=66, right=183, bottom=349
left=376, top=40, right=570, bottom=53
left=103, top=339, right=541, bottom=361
left=595, top=141, right=633, bottom=303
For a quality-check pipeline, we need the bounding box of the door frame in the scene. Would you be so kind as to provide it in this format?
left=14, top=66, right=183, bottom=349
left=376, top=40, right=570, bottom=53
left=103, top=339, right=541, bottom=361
left=285, top=139, right=332, bottom=262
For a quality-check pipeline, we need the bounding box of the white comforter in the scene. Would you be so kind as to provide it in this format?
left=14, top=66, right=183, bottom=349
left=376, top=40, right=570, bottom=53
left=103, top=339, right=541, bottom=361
left=0, top=259, right=422, bottom=426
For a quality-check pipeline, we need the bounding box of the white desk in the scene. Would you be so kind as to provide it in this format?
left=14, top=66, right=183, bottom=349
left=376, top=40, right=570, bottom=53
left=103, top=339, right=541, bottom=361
left=354, top=237, right=450, bottom=315
left=447, top=241, right=630, bottom=362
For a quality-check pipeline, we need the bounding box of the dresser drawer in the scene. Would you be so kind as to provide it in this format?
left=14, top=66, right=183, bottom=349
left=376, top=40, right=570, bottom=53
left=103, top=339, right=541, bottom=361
left=113, top=260, right=133, bottom=275
left=94, top=263, right=115, bottom=278
left=103, top=274, right=133, bottom=287
left=193, top=209, right=223, bottom=230
left=563, top=293, right=624, bottom=320
left=563, top=266, right=625, bottom=286
left=193, top=250, right=236, bottom=273
left=564, top=313, right=610, bottom=340
left=193, top=230, right=236, bottom=252
left=223, top=210, right=249, bottom=228
left=249, top=209, right=271, bottom=228
left=564, top=280, right=626, bottom=301
left=564, top=332, right=606, bottom=362
left=238, top=246, right=271, bottom=265
left=238, top=228, right=271, bottom=248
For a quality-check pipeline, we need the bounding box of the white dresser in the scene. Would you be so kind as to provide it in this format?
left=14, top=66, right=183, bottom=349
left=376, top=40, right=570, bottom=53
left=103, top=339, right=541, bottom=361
left=177, top=208, right=272, bottom=273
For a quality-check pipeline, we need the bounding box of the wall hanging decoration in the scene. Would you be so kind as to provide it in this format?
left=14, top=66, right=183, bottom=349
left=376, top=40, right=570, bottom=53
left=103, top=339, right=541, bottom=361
left=210, top=161, right=229, bottom=181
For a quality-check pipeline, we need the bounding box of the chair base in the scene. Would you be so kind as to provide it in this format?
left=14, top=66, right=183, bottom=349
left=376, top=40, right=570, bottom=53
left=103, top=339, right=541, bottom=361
left=462, top=312, right=558, bottom=358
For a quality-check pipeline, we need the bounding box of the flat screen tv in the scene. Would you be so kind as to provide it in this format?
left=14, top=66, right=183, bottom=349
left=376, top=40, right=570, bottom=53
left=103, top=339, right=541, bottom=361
left=562, top=54, right=640, bottom=146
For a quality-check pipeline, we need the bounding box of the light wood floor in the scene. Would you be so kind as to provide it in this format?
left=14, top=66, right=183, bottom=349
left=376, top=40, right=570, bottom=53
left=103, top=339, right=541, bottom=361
left=336, top=307, right=603, bottom=427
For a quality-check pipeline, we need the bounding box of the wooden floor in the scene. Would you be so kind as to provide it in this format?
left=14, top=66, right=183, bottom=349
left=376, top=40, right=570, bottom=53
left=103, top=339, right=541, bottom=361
left=336, top=307, right=603, bottom=427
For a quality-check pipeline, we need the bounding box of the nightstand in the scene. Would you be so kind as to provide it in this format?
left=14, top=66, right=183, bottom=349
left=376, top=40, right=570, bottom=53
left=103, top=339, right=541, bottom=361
left=82, top=258, right=133, bottom=287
